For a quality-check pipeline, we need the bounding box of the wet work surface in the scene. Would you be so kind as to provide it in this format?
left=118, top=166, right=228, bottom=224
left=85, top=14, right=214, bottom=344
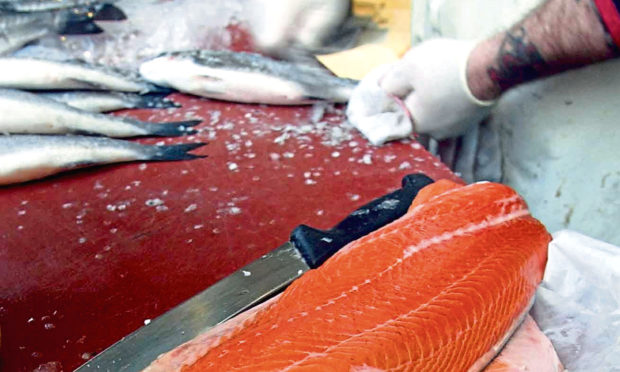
left=0, top=94, right=459, bottom=371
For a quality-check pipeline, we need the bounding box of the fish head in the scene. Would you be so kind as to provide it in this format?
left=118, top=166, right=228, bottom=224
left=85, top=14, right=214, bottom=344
left=140, top=54, right=226, bottom=96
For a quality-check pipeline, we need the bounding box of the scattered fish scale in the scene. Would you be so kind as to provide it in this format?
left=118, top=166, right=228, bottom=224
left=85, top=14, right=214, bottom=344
left=139, top=50, right=358, bottom=105
left=145, top=180, right=551, bottom=372
left=0, top=57, right=159, bottom=92
left=0, top=89, right=199, bottom=137
left=0, top=134, right=207, bottom=185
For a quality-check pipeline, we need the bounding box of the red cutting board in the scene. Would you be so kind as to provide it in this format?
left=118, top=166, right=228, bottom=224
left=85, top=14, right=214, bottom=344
left=0, top=94, right=459, bottom=371
left=0, top=28, right=460, bottom=370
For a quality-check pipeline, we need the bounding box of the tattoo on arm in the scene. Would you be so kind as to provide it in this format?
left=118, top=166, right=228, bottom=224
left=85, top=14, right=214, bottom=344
left=487, top=27, right=550, bottom=92
left=468, top=0, right=620, bottom=100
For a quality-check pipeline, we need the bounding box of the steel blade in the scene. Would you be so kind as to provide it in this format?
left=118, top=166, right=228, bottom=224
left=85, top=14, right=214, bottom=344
left=76, top=242, right=309, bottom=372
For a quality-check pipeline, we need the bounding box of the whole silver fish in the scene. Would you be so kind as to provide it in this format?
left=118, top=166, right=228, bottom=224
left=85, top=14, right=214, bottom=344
left=0, top=57, right=158, bottom=92
left=0, top=89, right=200, bottom=137
left=0, top=134, right=206, bottom=185
left=0, top=7, right=102, bottom=34
left=139, top=50, right=358, bottom=105
left=40, top=91, right=180, bottom=112
left=0, top=0, right=117, bottom=13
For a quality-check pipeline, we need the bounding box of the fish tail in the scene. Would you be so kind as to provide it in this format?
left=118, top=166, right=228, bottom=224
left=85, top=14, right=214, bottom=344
left=57, top=19, right=103, bottom=35
left=134, top=93, right=181, bottom=109
left=93, top=4, right=127, bottom=21
left=139, top=120, right=202, bottom=137
left=147, top=143, right=208, bottom=161
left=55, top=8, right=104, bottom=35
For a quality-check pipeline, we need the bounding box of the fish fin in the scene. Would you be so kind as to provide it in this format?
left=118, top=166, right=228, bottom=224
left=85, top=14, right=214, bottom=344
left=57, top=19, right=103, bottom=35
left=141, top=120, right=202, bottom=137
left=147, top=143, right=208, bottom=161
left=134, top=93, right=181, bottom=109
left=301, top=95, right=325, bottom=102
left=93, top=4, right=127, bottom=21
left=62, top=78, right=104, bottom=90
left=143, top=84, right=175, bottom=94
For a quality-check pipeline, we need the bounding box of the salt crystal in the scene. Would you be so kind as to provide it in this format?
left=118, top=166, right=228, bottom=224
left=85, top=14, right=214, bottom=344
left=145, top=198, right=164, bottom=207
left=398, top=161, right=412, bottom=170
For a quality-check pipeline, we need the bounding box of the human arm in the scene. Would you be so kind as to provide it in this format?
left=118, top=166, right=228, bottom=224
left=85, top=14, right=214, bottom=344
left=467, top=0, right=620, bottom=101
left=352, top=0, right=620, bottom=141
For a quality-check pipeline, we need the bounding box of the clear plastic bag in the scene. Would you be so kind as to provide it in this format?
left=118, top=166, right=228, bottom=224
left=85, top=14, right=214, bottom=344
left=532, top=230, right=620, bottom=371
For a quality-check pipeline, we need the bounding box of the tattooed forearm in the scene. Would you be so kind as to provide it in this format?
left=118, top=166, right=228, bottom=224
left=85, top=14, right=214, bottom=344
left=487, top=27, right=550, bottom=93
left=466, top=0, right=620, bottom=101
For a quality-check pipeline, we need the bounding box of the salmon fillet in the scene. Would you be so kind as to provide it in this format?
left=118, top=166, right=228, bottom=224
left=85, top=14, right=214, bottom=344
left=146, top=180, right=551, bottom=371
left=484, top=315, right=564, bottom=372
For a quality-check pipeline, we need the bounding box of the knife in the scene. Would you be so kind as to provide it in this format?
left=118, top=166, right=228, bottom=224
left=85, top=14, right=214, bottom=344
left=76, top=173, right=434, bottom=372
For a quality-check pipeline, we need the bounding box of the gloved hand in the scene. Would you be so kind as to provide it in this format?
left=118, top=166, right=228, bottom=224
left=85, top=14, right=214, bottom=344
left=346, top=64, right=413, bottom=146
left=247, top=0, right=350, bottom=54
left=347, top=39, right=496, bottom=143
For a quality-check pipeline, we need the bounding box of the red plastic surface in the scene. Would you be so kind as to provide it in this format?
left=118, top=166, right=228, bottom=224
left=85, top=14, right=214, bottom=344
left=0, top=40, right=459, bottom=370
left=0, top=95, right=458, bottom=371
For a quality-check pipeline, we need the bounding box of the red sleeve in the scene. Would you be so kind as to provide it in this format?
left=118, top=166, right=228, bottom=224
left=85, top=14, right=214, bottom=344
left=593, top=0, right=620, bottom=47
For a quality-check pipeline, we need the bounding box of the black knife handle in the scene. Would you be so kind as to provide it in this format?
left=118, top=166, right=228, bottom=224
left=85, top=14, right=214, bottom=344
left=290, top=173, right=434, bottom=268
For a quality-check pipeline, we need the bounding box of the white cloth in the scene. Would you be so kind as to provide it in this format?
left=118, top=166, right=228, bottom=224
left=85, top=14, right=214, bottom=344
left=346, top=39, right=495, bottom=145
left=533, top=230, right=620, bottom=371
left=345, top=64, right=413, bottom=146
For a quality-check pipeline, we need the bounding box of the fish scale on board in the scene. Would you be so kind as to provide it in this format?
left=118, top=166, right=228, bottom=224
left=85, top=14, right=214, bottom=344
left=145, top=180, right=556, bottom=371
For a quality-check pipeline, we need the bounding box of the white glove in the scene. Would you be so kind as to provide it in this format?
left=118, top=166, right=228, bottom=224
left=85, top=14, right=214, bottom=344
left=378, top=39, right=496, bottom=140
left=246, top=0, right=350, bottom=54
left=346, top=64, right=413, bottom=146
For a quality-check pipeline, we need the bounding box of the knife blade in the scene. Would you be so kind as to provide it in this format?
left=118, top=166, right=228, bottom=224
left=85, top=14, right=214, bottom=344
left=75, top=173, right=434, bottom=372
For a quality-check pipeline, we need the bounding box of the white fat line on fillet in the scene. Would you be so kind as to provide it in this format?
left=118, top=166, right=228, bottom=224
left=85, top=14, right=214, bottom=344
left=279, top=235, right=528, bottom=372
left=285, top=196, right=524, bottom=325
left=277, top=207, right=530, bottom=371
left=403, top=207, right=528, bottom=258
left=336, top=187, right=522, bottom=258
left=328, top=194, right=525, bottom=309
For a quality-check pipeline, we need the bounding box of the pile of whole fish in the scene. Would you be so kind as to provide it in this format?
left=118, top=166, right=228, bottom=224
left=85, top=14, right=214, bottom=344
left=0, top=2, right=364, bottom=186
left=0, top=0, right=126, bottom=55
left=0, top=2, right=211, bottom=186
